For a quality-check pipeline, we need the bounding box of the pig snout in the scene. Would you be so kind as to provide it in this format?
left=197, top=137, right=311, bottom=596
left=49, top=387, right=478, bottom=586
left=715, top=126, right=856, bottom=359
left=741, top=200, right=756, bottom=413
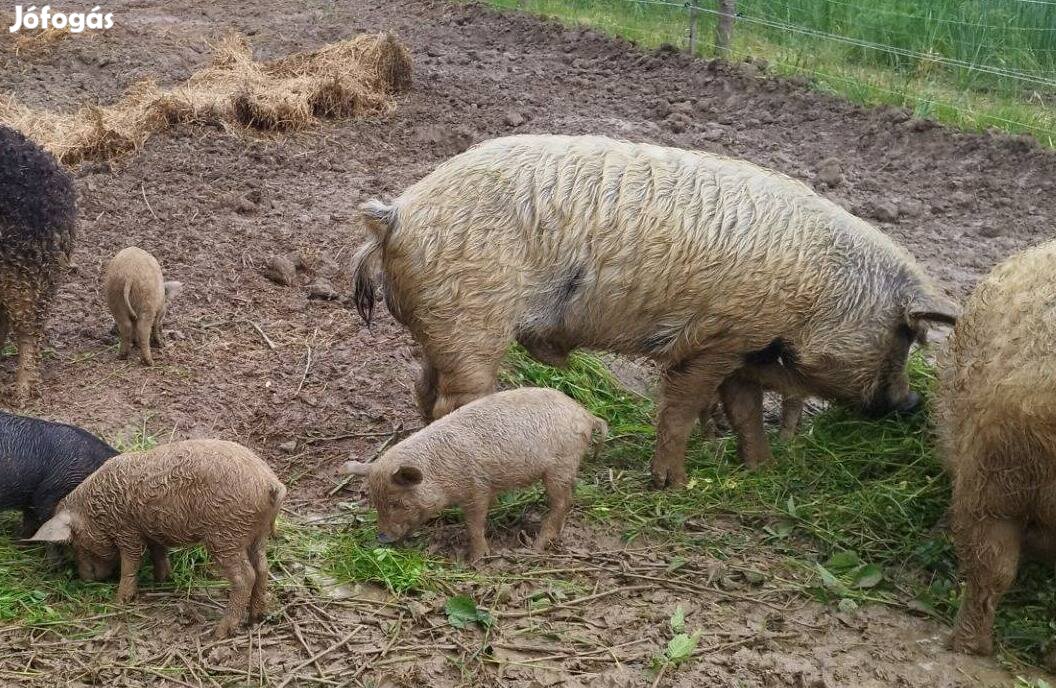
left=376, top=531, right=397, bottom=544
left=895, top=391, right=922, bottom=414
left=77, top=555, right=117, bottom=582
left=864, top=389, right=921, bottom=418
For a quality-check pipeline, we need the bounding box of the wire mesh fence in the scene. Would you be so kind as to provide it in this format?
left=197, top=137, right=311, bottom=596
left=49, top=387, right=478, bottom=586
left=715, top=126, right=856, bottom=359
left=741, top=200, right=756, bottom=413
left=487, top=0, right=1056, bottom=145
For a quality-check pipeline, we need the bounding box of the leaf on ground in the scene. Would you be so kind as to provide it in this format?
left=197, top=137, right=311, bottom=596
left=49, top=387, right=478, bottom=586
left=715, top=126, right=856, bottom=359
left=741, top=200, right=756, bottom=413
left=852, top=563, right=884, bottom=589
left=445, top=595, right=494, bottom=629
left=666, top=630, right=701, bottom=665
left=670, top=605, right=686, bottom=633
left=824, top=550, right=860, bottom=572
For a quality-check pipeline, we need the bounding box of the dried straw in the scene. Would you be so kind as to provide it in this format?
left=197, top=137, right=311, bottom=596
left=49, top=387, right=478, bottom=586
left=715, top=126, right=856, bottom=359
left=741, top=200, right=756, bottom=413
left=0, top=32, right=412, bottom=164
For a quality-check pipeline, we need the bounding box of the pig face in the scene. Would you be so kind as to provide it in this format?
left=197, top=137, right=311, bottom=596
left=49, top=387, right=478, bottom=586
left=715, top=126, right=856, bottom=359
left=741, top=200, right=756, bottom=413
left=799, top=293, right=959, bottom=416
left=26, top=509, right=118, bottom=580
left=72, top=539, right=119, bottom=581
left=369, top=465, right=441, bottom=544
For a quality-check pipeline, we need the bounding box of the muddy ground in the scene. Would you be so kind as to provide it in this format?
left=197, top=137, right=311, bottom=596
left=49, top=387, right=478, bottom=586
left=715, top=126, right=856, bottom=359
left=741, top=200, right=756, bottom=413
left=0, top=0, right=1054, bottom=685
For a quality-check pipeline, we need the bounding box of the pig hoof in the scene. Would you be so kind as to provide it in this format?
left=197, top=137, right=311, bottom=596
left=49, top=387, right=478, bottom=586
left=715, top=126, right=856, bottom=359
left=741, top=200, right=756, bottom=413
left=743, top=455, right=772, bottom=471
left=214, top=621, right=236, bottom=640
left=116, top=589, right=137, bottom=604
left=650, top=466, right=687, bottom=489
left=948, top=630, right=992, bottom=656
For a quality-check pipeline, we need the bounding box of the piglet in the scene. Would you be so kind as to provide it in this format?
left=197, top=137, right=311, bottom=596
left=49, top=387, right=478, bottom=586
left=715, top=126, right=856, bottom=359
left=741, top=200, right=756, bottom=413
left=0, top=411, right=118, bottom=536
left=342, top=387, right=607, bottom=563
left=28, top=439, right=286, bottom=640
left=103, top=246, right=182, bottom=366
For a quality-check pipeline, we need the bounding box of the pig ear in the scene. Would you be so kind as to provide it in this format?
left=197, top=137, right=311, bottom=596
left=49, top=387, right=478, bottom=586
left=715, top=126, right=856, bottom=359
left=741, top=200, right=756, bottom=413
left=391, top=465, right=423, bottom=488
left=906, top=292, right=960, bottom=329
left=340, top=460, right=372, bottom=476
left=163, top=281, right=183, bottom=301
left=26, top=511, right=74, bottom=543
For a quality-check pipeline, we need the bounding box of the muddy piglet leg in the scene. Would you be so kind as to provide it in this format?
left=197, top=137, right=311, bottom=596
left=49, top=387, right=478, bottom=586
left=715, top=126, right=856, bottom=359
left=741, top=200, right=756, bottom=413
left=135, top=316, right=154, bottom=366
left=535, top=474, right=574, bottom=552
left=463, top=496, right=492, bottom=564
left=115, top=315, right=134, bottom=359
left=150, top=542, right=170, bottom=583
left=116, top=541, right=146, bottom=603
left=214, top=552, right=256, bottom=640
left=248, top=538, right=270, bottom=623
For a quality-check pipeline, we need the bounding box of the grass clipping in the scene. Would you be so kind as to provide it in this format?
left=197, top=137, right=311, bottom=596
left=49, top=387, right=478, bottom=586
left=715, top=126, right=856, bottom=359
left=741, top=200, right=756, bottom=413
left=0, top=32, right=412, bottom=165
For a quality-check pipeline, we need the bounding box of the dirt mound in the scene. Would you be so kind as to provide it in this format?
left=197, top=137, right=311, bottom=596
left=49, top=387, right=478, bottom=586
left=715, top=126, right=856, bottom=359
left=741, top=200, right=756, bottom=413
left=0, top=31, right=412, bottom=164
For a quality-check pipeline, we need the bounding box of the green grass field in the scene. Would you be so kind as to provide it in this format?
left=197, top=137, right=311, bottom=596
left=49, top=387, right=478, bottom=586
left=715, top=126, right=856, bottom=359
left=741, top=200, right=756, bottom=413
left=3, top=348, right=1055, bottom=670
left=477, top=0, right=1056, bottom=146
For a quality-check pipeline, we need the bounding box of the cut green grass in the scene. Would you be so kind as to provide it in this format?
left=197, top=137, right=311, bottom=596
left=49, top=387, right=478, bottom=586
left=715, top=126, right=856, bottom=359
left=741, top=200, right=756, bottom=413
left=474, top=0, right=1056, bottom=146
left=3, top=356, right=1053, bottom=668
left=499, top=344, right=1056, bottom=666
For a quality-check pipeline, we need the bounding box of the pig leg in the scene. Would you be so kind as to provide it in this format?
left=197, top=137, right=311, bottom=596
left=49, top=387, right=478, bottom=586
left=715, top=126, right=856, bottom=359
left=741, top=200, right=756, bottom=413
left=114, top=313, right=134, bottom=359
left=950, top=517, right=1021, bottom=656
left=247, top=537, right=270, bottom=623
left=0, top=306, right=9, bottom=349
left=116, top=542, right=146, bottom=603
left=150, top=542, right=171, bottom=584
left=653, top=355, right=740, bottom=488
left=535, top=473, right=574, bottom=552
left=214, top=551, right=256, bottom=639
left=431, top=352, right=502, bottom=420
left=150, top=317, right=164, bottom=350
left=719, top=373, right=772, bottom=468
left=4, top=293, right=44, bottom=402
left=778, top=396, right=805, bottom=442
left=19, top=510, right=40, bottom=539
left=463, top=495, right=492, bottom=564
left=135, top=315, right=155, bottom=366
left=414, top=358, right=439, bottom=423
left=698, top=401, right=719, bottom=439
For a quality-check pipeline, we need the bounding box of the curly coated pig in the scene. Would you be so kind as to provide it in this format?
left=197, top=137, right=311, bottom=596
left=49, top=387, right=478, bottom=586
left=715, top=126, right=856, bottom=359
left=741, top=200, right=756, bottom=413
left=0, top=126, right=77, bottom=402
left=28, top=439, right=286, bottom=639
left=937, top=239, right=1056, bottom=660
left=341, top=387, right=607, bottom=563
left=103, top=247, right=182, bottom=366
left=0, top=411, right=118, bottom=536
left=351, top=135, right=958, bottom=486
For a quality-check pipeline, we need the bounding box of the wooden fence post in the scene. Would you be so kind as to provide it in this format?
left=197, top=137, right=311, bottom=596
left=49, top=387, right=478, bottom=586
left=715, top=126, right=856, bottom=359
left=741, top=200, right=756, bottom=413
left=687, top=3, right=699, bottom=55
left=715, top=0, right=736, bottom=55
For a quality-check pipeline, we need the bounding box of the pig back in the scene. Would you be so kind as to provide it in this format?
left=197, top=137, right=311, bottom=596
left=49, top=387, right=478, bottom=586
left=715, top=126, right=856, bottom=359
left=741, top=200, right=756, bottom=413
left=941, top=240, right=1056, bottom=431
left=393, top=388, right=595, bottom=482
left=387, top=135, right=923, bottom=361
left=66, top=439, right=282, bottom=545
left=0, top=126, right=76, bottom=261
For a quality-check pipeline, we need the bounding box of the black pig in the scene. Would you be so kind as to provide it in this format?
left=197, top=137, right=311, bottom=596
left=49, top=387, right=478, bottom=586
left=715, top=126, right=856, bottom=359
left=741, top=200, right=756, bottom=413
left=0, top=411, right=117, bottom=535
left=0, top=125, right=77, bottom=402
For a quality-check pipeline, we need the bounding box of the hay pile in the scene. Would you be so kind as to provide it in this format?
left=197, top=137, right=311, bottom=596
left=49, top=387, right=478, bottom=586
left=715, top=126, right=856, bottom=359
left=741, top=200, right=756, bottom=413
left=10, top=28, right=73, bottom=56
left=0, top=32, right=412, bottom=165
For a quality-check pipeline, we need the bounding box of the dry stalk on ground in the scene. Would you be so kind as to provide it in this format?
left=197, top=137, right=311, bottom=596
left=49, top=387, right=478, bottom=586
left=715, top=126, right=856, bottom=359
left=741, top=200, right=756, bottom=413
left=0, top=31, right=412, bottom=164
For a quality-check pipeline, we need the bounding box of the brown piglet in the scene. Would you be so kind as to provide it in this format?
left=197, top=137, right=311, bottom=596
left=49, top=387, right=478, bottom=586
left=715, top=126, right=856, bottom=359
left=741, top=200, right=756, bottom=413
left=28, top=439, right=286, bottom=640
left=104, top=246, right=182, bottom=366
left=342, top=387, right=607, bottom=563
